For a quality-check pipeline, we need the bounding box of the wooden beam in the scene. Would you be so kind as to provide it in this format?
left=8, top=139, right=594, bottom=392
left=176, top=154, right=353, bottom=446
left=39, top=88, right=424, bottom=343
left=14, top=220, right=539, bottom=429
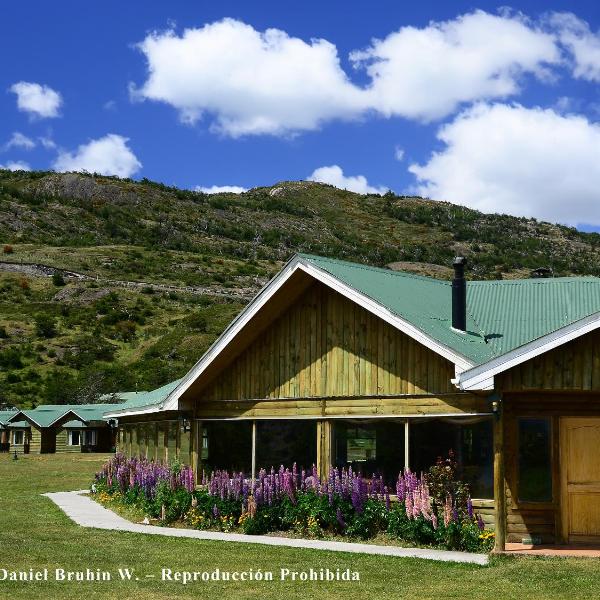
left=494, top=409, right=506, bottom=552
left=317, top=420, right=332, bottom=480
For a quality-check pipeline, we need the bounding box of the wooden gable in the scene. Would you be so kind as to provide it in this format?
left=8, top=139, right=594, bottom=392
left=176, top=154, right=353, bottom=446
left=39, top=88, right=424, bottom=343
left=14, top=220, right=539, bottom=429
left=199, top=281, right=456, bottom=402
left=498, top=329, right=600, bottom=392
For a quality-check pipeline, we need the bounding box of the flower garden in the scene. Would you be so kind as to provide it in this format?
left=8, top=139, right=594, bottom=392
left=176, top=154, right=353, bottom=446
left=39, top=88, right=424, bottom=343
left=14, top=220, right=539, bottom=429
left=92, top=452, right=495, bottom=553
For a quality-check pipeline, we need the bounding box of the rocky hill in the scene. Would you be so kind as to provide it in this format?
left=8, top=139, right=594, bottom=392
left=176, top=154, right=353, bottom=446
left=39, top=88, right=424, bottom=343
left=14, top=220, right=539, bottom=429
left=1, top=169, right=599, bottom=408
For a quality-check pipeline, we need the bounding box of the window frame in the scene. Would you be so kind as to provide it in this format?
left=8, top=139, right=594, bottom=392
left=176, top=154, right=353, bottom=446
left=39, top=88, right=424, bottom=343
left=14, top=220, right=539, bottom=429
left=517, top=416, right=554, bottom=504
left=12, top=430, right=24, bottom=445
left=67, top=429, right=81, bottom=446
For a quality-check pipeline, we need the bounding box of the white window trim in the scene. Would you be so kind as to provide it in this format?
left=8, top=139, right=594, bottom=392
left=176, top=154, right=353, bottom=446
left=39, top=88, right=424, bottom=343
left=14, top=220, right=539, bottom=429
left=67, top=430, right=81, bottom=446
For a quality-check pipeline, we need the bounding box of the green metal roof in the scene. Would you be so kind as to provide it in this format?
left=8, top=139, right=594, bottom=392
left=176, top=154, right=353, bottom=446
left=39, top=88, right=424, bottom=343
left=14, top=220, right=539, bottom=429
left=0, top=410, right=18, bottom=427
left=299, top=254, right=600, bottom=365
left=8, top=420, right=30, bottom=428
left=104, top=380, right=183, bottom=415
left=62, top=419, right=87, bottom=429
left=15, top=403, right=127, bottom=428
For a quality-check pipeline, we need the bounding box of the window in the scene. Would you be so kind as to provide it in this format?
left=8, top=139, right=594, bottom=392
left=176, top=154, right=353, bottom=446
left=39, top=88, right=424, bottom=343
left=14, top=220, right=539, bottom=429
left=333, top=421, right=405, bottom=485
left=83, top=430, right=97, bottom=446
left=68, top=430, right=81, bottom=446
left=201, top=427, right=209, bottom=460
left=410, top=418, right=493, bottom=499
left=13, top=430, right=24, bottom=445
left=256, top=421, right=317, bottom=472
left=518, top=418, right=552, bottom=502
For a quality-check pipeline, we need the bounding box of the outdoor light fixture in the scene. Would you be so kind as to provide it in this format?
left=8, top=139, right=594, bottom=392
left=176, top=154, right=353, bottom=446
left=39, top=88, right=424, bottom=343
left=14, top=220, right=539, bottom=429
left=490, top=392, right=502, bottom=420
left=107, top=419, right=117, bottom=429
left=12, top=450, right=18, bottom=461
left=179, top=415, right=190, bottom=433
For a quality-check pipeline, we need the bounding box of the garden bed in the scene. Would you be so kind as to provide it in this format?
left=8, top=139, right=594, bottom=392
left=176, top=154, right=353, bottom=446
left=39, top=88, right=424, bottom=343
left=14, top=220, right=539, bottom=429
left=91, top=453, right=495, bottom=553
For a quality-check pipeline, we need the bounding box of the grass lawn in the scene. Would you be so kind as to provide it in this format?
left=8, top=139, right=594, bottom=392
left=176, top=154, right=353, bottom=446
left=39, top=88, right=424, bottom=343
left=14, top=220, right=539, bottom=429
left=1, top=454, right=600, bottom=600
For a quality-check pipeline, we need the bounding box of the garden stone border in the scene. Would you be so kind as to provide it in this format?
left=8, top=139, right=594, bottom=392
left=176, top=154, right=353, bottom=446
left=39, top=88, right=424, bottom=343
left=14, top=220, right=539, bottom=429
left=44, top=490, right=488, bottom=566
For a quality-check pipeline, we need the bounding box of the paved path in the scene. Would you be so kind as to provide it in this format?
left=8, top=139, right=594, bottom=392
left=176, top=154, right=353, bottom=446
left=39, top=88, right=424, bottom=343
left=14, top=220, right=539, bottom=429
left=44, top=490, right=488, bottom=565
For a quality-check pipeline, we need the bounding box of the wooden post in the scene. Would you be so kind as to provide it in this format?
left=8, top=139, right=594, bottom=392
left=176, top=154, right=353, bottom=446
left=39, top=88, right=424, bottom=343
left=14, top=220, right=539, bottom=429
left=494, top=408, right=506, bottom=552
left=191, top=418, right=198, bottom=484
left=164, top=423, right=169, bottom=464
left=317, top=420, right=331, bottom=480
left=404, top=420, right=410, bottom=472
left=251, top=420, right=257, bottom=482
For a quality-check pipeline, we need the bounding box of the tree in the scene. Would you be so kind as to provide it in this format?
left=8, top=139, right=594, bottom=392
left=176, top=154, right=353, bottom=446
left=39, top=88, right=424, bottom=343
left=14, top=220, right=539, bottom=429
left=52, top=272, right=65, bottom=286
left=34, top=314, right=57, bottom=338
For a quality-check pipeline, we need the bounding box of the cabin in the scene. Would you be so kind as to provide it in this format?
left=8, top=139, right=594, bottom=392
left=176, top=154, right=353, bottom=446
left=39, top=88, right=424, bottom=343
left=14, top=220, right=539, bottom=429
left=0, top=410, right=18, bottom=451
left=6, top=403, right=128, bottom=454
left=106, top=253, right=600, bottom=550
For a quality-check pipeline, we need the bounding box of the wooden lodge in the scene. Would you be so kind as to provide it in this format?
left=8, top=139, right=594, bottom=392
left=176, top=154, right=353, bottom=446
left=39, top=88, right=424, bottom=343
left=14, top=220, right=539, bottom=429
left=106, top=253, right=600, bottom=550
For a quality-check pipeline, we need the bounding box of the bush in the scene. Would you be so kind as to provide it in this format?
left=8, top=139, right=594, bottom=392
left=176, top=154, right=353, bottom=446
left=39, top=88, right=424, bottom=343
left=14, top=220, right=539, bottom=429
left=92, top=454, right=494, bottom=553
left=3, top=244, right=13, bottom=254
left=52, top=272, right=66, bottom=286
left=34, top=314, right=57, bottom=338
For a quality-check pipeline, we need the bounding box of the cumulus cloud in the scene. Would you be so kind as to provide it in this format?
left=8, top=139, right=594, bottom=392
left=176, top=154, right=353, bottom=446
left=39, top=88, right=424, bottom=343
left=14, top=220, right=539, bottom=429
left=394, top=146, right=405, bottom=161
left=308, top=165, right=388, bottom=195
left=133, top=18, right=366, bottom=136
left=132, top=13, right=561, bottom=136
left=53, top=134, right=142, bottom=178
left=0, top=160, right=31, bottom=171
left=195, top=185, right=247, bottom=194
left=409, top=103, right=600, bottom=226
left=351, top=10, right=560, bottom=121
left=4, top=132, right=35, bottom=151
left=9, top=81, right=62, bottom=118
left=551, top=12, right=600, bottom=82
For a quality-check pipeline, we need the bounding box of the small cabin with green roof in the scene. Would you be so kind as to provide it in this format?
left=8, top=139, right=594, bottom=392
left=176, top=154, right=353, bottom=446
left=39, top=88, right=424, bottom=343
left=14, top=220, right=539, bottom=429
left=107, top=253, right=600, bottom=551
left=0, top=410, right=18, bottom=451
left=6, top=403, right=128, bottom=454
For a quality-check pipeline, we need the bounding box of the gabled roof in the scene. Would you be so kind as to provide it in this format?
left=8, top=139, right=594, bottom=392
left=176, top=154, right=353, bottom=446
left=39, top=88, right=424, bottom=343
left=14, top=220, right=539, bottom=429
left=110, top=253, right=600, bottom=412
left=10, top=403, right=126, bottom=428
left=0, top=410, right=18, bottom=427
left=62, top=419, right=87, bottom=429
left=103, top=380, right=182, bottom=418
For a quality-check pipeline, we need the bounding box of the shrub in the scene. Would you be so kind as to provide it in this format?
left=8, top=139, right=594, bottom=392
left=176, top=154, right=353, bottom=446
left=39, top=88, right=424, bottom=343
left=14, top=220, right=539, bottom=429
left=92, top=454, right=494, bottom=553
left=52, top=272, right=66, bottom=286
left=3, top=244, right=13, bottom=254
left=34, top=314, right=57, bottom=338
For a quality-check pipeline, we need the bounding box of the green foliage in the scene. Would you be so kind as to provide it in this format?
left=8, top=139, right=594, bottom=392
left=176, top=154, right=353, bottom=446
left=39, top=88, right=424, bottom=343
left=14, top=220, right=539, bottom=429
left=34, top=313, right=57, bottom=338
left=52, top=272, right=65, bottom=286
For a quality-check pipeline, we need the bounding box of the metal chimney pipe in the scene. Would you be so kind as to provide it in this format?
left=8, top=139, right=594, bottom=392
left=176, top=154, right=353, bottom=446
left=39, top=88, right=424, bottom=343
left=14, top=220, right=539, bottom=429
left=452, top=257, right=467, bottom=332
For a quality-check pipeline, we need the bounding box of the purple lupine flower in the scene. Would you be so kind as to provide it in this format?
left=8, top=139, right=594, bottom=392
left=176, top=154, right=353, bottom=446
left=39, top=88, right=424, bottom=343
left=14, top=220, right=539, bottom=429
left=477, top=514, right=485, bottom=531
left=467, top=496, right=474, bottom=519
left=213, top=504, right=220, bottom=518
left=336, top=507, right=346, bottom=530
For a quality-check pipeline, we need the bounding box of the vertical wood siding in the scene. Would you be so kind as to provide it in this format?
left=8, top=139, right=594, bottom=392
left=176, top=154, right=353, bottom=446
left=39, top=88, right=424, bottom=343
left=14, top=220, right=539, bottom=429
left=499, top=330, right=600, bottom=391
left=201, top=282, right=455, bottom=401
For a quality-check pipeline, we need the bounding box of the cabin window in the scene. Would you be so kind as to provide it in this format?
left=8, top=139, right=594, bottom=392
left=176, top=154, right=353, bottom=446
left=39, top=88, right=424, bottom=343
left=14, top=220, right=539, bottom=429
left=83, top=430, right=97, bottom=446
left=256, top=421, right=317, bottom=473
left=12, top=430, right=24, bottom=445
left=68, top=430, right=81, bottom=446
left=205, top=421, right=252, bottom=475
left=179, top=421, right=190, bottom=463
left=410, top=418, right=494, bottom=499
left=518, top=418, right=552, bottom=502
left=201, top=427, right=209, bottom=461
left=333, top=421, right=405, bottom=486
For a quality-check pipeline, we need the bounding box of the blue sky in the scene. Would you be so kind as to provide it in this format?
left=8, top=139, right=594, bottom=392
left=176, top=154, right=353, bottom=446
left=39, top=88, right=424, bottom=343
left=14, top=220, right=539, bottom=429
left=2, top=1, right=600, bottom=228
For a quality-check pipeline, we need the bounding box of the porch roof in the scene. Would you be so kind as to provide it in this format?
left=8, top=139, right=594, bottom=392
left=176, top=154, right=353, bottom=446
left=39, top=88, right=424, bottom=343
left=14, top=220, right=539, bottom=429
left=103, top=380, right=183, bottom=418
left=0, top=410, right=18, bottom=427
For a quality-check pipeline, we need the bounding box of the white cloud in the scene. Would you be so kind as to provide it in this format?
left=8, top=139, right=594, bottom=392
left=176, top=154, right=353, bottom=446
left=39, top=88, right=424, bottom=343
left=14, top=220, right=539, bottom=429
left=38, top=136, right=56, bottom=150
left=394, top=146, right=405, bottom=161
left=351, top=10, right=560, bottom=122
left=195, top=185, right=247, bottom=194
left=308, top=165, right=388, bottom=195
left=53, top=134, right=142, bottom=178
left=133, top=18, right=366, bottom=137
left=9, top=81, right=62, bottom=118
left=132, top=13, right=561, bottom=136
left=409, top=103, right=600, bottom=226
left=4, top=132, right=35, bottom=151
left=551, top=12, right=600, bottom=82
left=0, top=160, right=31, bottom=171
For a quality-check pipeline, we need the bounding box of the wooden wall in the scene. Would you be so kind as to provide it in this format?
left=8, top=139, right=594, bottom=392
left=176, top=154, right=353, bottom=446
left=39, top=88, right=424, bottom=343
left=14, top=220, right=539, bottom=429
left=200, top=282, right=456, bottom=402
left=499, top=330, right=600, bottom=392
left=501, top=393, right=600, bottom=544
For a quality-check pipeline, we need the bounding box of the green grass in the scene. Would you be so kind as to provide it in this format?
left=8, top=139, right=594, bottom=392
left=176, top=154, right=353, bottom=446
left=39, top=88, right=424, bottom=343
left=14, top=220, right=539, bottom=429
left=2, top=454, right=600, bottom=599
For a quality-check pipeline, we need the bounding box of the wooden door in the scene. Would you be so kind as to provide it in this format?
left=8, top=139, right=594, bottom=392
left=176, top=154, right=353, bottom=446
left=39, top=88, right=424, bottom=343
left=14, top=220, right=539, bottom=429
left=561, top=418, right=600, bottom=543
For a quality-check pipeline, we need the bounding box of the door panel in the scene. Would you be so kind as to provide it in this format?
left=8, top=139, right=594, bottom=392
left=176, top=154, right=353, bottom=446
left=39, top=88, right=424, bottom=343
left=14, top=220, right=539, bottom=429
left=561, top=418, right=600, bottom=543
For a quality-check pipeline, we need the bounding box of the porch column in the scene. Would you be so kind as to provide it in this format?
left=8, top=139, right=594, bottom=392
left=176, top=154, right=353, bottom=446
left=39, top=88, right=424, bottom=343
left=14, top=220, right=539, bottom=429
left=494, top=405, right=506, bottom=552
left=404, top=421, right=410, bottom=472
left=251, top=420, right=257, bottom=482
left=316, top=420, right=332, bottom=481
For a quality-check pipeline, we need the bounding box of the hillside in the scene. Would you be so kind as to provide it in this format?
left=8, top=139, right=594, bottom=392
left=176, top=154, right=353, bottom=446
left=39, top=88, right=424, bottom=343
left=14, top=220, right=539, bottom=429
left=1, top=169, right=599, bottom=408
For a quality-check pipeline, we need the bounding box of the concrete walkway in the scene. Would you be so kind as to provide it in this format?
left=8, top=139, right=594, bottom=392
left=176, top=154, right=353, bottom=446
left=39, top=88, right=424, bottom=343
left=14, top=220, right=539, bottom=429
left=505, top=543, right=600, bottom=558
left=44, top=490, right=488, bottom=566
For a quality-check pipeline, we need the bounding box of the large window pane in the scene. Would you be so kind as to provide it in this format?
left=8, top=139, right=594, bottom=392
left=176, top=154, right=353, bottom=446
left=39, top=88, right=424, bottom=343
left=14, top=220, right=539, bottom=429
left=256, top=421, right=317, bottom=472
left=518, top=418, right=552, bottom=502
left=333, top=420, right=405, bottom=486
left=167, top=422, right=177, bottom=463
left=411, top=419, right=493, bottom=499
left=205, top=421, right=252, bottom=475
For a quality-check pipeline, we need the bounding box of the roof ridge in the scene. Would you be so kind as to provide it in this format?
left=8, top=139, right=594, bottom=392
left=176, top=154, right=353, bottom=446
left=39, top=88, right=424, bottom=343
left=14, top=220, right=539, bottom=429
left=298, top=253, right=451, bottom=285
